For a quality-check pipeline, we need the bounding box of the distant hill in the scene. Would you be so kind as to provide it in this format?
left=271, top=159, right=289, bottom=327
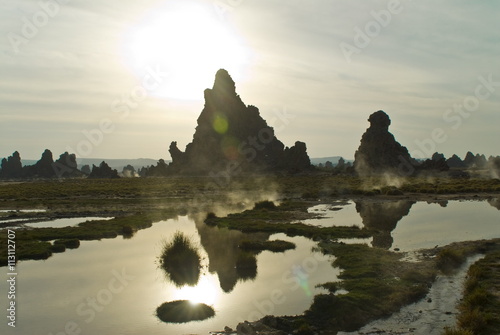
left=75, top=158, right=161, bottom=170
left=310, top=156, right=353, bottom=166
left=18, top=158, right=161, bottom=171
left=18, top=157, right=351, bottom=170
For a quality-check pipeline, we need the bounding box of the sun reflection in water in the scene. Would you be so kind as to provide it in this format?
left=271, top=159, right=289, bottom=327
left=173, top=274, right=219, bottom=306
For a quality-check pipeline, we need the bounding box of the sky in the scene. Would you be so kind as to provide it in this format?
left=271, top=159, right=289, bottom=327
left=1, top=0, right=499, bottom=161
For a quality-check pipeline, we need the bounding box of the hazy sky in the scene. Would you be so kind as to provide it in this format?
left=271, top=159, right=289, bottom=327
left=1, top=0, right=499, bottom=161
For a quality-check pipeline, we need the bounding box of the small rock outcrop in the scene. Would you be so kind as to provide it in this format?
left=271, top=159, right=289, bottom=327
left=463, top=151, right=487, bottom=169
left=353, top=111, right=414, bottom=176
left=446, top=154, right=466, bottom=168
left=168, top=69, right=312, bottom=175
left=88, top=161, right=119, bottom=179
left=23, top=149, right=56, bottom=178
left=0, top=151, right=23, bottom=178
left=53, top=152, right=82, bottom=178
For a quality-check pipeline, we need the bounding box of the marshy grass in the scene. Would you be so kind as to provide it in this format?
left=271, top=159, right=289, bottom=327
left=442, top=327, right=474, bottom=335
left=159, top=231, right=202, bottom=287
left=239, top=239, right=295, bottom=253
left=253, top=200, right=276, bottom=210
left=442, top=248, right=500, bottom=335
left=53, top=238, right=80, bottom=249
left=156, top=300, right=215, bottom=323
left=307, top=242, right=436, bottom=332
left=436, top=248, right=466, bottom=272
left=436, top=244, right=482, bottom=274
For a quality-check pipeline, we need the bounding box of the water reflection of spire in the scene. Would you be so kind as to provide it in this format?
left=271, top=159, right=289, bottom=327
left=488, top=197, right=500, bottom=210
left=193, top=214, right=269, bottom=292
left=355, top=200, right=415, bottom=249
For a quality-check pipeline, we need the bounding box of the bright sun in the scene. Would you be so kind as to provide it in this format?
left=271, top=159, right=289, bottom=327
left=123, top=2, right=249, bottom=100
left=173, top=275, right=219, bottom=305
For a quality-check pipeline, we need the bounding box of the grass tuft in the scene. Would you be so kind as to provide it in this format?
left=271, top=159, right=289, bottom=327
left=156, top=300, right=215, bottom=323
left=159, top=232, right=201, bottom=287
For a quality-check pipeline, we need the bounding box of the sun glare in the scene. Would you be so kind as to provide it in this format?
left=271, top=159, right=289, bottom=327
left=123, top=3, right=249, bottom=100
left=173, top=275, right=219, bottom=305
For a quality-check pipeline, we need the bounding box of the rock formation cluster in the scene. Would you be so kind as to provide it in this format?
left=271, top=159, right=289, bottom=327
left=0, top=150, right=83, bottom=179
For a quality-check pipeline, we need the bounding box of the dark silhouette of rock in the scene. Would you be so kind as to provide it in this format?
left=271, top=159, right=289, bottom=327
left=463, top=151, right=487, bottom=169
left=138, top=166, right=148, bottom=177
left=355, top=199, right=415, bottom=249
left=52, top=152, right=82, bottom=178
left=121, top=164, right=137, bottom=178
left=23, top=149, right=56, bottom=178
left=474, top=154, right=487, bottom=168
left=283, top=141, right=311, bottom=173
left=418, top=157, right=449, bottom=172
left=489, top=197, right=500, bottom=210
left=353, top=111, right=414, bottom=176
left=446, top=154, right=465, bottom=168
left=169, top=69, right=312, bottom=175
left=489, top=156, right=500, bottom=178
left=463, top=151, right=476, bottom=167
left=0, top=151, right=23, bottom=179
left=88, top=161, right=119, bottom=179
left=336, top=157, right=345, bottom=169
left=145, top=159, right=170, bottom=177
left=81, top=165, right=91, bottom=175
left=432, top=152, right=445, bottom=161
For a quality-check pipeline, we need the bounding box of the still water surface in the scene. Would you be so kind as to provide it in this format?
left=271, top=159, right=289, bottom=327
left=1, top=216, right=337, bottom=335
left=0, top=199, right=499, bottom=334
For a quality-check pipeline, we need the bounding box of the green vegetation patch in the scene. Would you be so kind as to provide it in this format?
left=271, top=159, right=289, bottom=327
left=53, top=238, right=80, bottom=249
left=0, top=212, right=175, bottom=266
left=436, top=242, right=487, bottom=274
left=206, top=200, right=372, bottom=240
left=156, top=300, right=215, bottom=323
left=453, top=250, right=500, bottom=335
left=306, top=242, right=436, bottom=332
left=239, top=239, right=295, bottom=253
left=159, top=231, right=202, bottom=287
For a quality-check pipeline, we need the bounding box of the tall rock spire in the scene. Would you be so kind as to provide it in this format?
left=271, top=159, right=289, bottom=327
left=169, top=69, right=311, bottom=175
left=354, top=110, right=414, bottom=176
